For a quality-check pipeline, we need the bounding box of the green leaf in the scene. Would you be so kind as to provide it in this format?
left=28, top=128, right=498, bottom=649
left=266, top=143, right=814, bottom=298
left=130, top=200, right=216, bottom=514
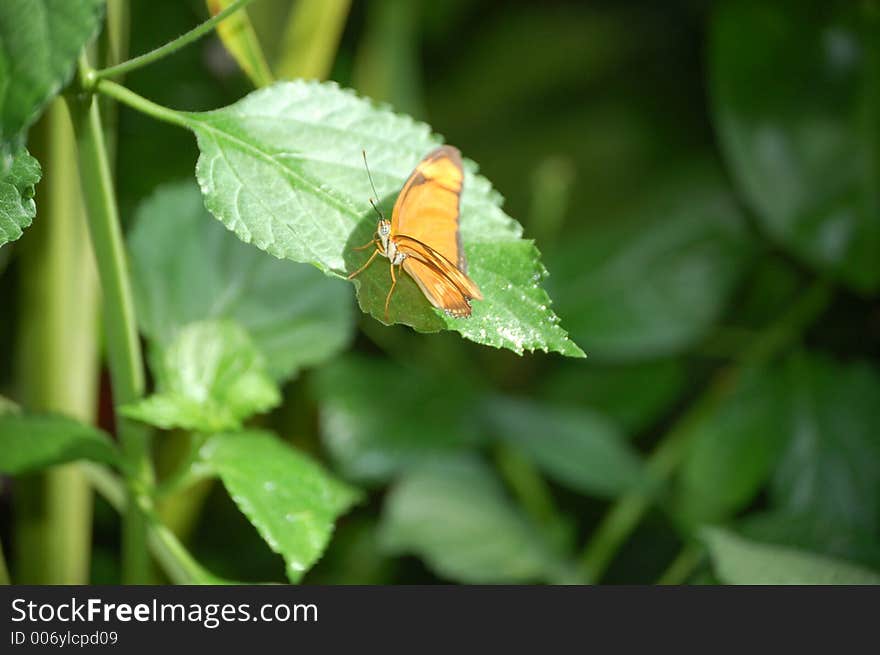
left=677, top=367, right=789, bottom=524
left=128, top=180, right=353, bottom=382
left=771, top=355, right=880, bottom=533
left=379, top=456, right=565, bottom=583
left=313, top=355, right=483, bottom=483
left=739, top=511, right=880, bottom=573
left=547, top=164, right=753, bottom=360
left=0, top=395, right=20, bottom=415
left=538, top=358, right=686, bottom=434
left=0, top=0, right=105, bottom=149
left=200, top=430, right=361, bottom=582
left=207, top=0, right=274, bottom=88
left=184, top=79, right=583, bottom=357
left=702, top=527, right=880, bottom=585
left=0, top=147, right=40, bottom=247
left=121, top=320, right=280, bottom=433
left=711, top=0, right=880, bottom=292
left=0, top=413, right=120, bottom=473
left=485, top=396, right=647, bottom=498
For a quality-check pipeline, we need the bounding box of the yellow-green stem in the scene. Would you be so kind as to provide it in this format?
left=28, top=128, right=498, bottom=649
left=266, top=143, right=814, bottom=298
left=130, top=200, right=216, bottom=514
left=275, top=0, right=351, bottom=80
left=657, top=542, right=703, bottom=585
left=13, top=98, right=100, bottom=584
left=68, top=59, right=153, bottom=583
left=353, top=0, right=425, bottom=118
left=82, top=464, right=228, bottom=584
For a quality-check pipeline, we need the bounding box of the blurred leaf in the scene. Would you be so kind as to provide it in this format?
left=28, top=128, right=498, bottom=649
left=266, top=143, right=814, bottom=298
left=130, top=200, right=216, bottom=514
left=711, top=0, right=880, bottom=292
left=201, top=430, right=361, bottom=583
left=313, top=355, right=483, bottom=483
left=207, top=0, right=274, bottom=88
left=0, top=147, right=40, bottom=247
left=306, top=517, right=395, bottom=584
left=739, top=511, right=880, bottom=572
left=703, top=527, right=880, bottom=584
left=121, top=320, right=280, bottom=433
left=539, top=359, right=686, bottom=434
left=380, top=456, right=565, bottom=583
left=0, top=396, right=20, bottom=415
left=548, top=164, right=752, bottom=360
left=677, top=367, right=789, bottom=524
left=486, top=396, right=647, bottom=498
left=0, top=0, right=104, bottom=152
left=128, top=180, right=353, bottom=382
left=275, top=0, right=351, bottom=81
left=185, top=80, right=583, bottom=356
left=771, top=355, right=880, bottom=533
left=0, top=413, right=120, bottom=473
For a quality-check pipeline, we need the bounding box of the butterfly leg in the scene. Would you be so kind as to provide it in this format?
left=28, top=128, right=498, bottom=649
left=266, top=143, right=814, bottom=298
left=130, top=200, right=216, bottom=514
left=352, top=236, right=378, bottom=251
left=347, top=248, right=381, bottom=280
left=384, top=263, right=399, bottom=321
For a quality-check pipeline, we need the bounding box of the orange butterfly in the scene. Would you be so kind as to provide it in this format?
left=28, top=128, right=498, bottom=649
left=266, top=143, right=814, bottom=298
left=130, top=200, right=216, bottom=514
left=348, top=146, right=483, bottom=319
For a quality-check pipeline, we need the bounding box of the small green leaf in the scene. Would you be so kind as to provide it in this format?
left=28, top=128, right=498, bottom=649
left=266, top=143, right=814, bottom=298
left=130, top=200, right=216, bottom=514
left=547, top=164, right=753, bottom=360
left=206, top=0, right=274, bottom=88
left=711, top=0, right=880, bottom=292
left=702, top=527, right=880, bottom=585
left=486, top=396, right=647, bottom=497
left=0, top=0, right=105, bottom=149
left=677, top=366, right=789, bottom=524
left=0, top=413, right=120, bottom=473
left=128, top=180, right=353, bottom=382
left=185, top=80, right=582, bottom=357
left=0, top=147, right=40, bottom=247
left=771, top=355, right=880, bottom=533
left=313, top=355, right=483, bottom=483
left=121, top=320, right=280, bottom=433
left=379, top=456, right=565, bottom=583
left=201, top=430, right=361, bottom=582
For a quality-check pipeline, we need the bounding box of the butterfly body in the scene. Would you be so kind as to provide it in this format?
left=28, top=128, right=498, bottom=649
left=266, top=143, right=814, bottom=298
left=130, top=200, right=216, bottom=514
left=348, top=146, right=483, bottom=320
left=376, top=220, right=406, bottom=266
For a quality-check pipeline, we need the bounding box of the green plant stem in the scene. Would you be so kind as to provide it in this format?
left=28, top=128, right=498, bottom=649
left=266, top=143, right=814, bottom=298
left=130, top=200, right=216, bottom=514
left=156, top=468, right=212, bottom=499
left=494, top=444, right=562, bottom=535
left=13, top=99, right=100, bottom=584
left=579, top=279, right=833, bottom=582
left=92, top=0, right=258, bottom=81
left=656, top=542, right=703, bottom=585
left=68, top=60, right=153, bottom=584
left=353, top=0, right=425, bottom=118
left=82, top=464, right=223, bottom=584
left=0, top=536, right=10, bottom=584
left=275, top=0, right=351, bottom=80
left=94, top=79, right=191, bottom=128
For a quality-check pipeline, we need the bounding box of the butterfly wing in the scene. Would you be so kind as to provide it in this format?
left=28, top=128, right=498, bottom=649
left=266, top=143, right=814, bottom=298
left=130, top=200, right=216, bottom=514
left=391, top=146, right=466, bottom=271
left=401, top=257, right=474, bottom=318
left=396, top=235, right=482, bottom=301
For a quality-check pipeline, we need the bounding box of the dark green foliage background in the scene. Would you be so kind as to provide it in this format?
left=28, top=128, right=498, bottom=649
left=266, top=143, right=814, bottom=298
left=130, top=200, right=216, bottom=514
left=1, top=0, right=878, bottom=584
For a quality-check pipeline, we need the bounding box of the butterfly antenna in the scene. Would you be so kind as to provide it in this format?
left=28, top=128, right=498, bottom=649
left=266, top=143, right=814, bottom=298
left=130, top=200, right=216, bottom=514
left=362, top=150, right=384, bottom=220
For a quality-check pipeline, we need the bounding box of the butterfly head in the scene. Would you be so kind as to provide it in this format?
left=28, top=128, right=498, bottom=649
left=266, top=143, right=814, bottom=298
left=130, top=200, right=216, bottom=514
left=377, top=219, right=392, bottom=252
